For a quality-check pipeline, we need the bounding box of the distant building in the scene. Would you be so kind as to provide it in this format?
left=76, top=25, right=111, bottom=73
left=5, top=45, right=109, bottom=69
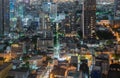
left=23, top=0, right=30, bottom=4
left=10, top=0, right=17, bottom=28
left=50, top=3, right=57, bottom=19
left=97, top=20, right=110, bottom=25
left=8, top=68, right=29, bottom=78
left=80, top=0, right=114, bottom=4
left=10, top=0, right=16, bottom=19
left=28, top=55, right=46, bottom=67
left=114, top=0, right=120, bottom=28
left=83, top=0, right=96, bottom=39
left=41, top=2, right=57, bottom=19
left=114, top=0, right=120, bottom=20
left=37, top=13, right=54, bottom=52
left=0, top=0, right=10, bottom=36
left=16, top=1, right=25, bottom=18
left=96, top=0, right=114, bottom=4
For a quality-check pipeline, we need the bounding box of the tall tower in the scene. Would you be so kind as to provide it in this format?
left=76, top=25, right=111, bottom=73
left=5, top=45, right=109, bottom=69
left=0, top=0, right=10, bottom=36
left=41, top=2, right=57, bottom=19
left=114, top=0, right=120, bottom=20
left=37, top=12, right=53, bottom=52
left=114, top=0, right=120, bottom=31
left=50, top=3, right=57, bottom=19
left=83, top=0, right=96, bottom=39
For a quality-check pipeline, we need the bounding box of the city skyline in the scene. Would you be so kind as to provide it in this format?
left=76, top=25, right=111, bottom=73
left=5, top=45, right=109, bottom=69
left=0, top=0, right=120, bottom=78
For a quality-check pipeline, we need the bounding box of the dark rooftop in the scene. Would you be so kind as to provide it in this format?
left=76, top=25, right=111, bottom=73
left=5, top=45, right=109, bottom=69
left=0, top=63, right=12, bottom=71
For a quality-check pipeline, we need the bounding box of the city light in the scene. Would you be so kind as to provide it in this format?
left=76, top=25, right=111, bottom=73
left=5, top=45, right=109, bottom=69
left=0, top=0, right=120, bottom=78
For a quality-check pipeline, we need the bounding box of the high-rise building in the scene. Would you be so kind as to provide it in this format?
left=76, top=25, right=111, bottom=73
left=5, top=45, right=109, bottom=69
left=16, top=2, right=25, bottom=18
left=114, top=0, right=120, bottom=20
left=10, top=0, right=17, bottom=28
left=37, top=12, right=53, bottom=52
left=41, top=2, right=57, bottom=19
left=113, top=0, right=120, bottom=29
left=50, top=3, right=57, bottom=19
left=82, top=0, right=96, bottom=39
left=0, top=0, right=10, bottom=36
left=10, top=0, right=16, bottom=19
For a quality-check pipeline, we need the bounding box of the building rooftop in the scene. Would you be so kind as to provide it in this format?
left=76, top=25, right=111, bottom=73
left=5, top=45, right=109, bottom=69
left=29, top=55, right=43, bottom=60
left=10, top=68, right=29, bottom=72
left=0, top=62, right=11, bottom=71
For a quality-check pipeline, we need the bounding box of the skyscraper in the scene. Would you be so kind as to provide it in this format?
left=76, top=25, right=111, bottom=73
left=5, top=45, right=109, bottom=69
left=113, top=0, right=120, bottom=30
left=41, top=2, right=57, bottom=19
left=37, top=12, right=53, bottom=51
left=0, top=0, right=10, bottom=36
left=114, top=0, right=120, bottom=20
left=82, top=0, right=96, bottom=39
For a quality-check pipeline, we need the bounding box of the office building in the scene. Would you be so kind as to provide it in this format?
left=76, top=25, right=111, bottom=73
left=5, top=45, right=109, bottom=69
left=0, top=0, right=10, bottom=36
left=114, top=0, right=120, bottom=20
left=41, top=2, right=57, bottom=19
left=37, top=13, right=53, bottom=52
left=83, top=0, right=96, bottom=39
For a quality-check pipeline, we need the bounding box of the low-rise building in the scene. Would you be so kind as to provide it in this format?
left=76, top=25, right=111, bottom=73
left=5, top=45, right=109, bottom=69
left=8, top=68, right=30, bottom=78
left=28, top=55, right=46, bottom=67
left=0, top=63, right=12, bottom=78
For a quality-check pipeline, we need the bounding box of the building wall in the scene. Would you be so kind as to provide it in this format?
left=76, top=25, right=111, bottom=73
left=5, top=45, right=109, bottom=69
left=0, top=0, right=10, bottom=36
left=0, top=63, right=12, bottom=78
left=83, top=0, right=96, bottom=39
left=38, top=13, right=54, bottom=51
left=8, top=70, right=29, bottom=78
left=0, top=0, right=4, bottom=36
left=96, top=0, right=114, bottom=3
left=114, top=0, right=120, bottom=20
left=28, top=56, right=46, bottom=66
